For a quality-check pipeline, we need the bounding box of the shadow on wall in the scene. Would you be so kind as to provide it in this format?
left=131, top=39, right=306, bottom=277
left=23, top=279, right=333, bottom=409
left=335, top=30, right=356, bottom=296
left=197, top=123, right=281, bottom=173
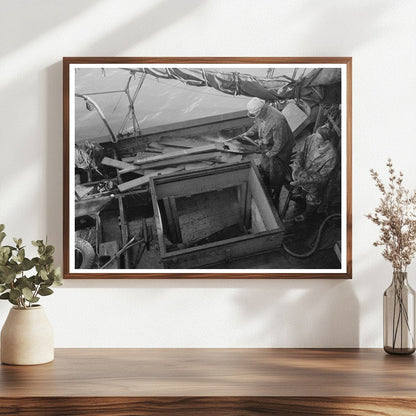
left=0, top=0, right=102, bottom=56
left=83, top=0, right=205, bottom=55
left=45, top=0, right=205, bottom=263
left=1, top=0, right=205, bottom=56
left=233, top=280, right=359, bottom=348
left=46, top=62, right=64, bottom=263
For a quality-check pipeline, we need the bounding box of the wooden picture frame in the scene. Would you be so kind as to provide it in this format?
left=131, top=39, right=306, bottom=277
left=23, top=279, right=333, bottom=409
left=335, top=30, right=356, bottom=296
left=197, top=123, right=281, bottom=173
left=63, top=57, right=352, bottom=279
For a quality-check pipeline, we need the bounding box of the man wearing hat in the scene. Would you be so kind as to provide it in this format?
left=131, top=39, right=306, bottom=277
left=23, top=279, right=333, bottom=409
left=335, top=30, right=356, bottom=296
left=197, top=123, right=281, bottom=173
left=241, top=97, right=294, bottom=206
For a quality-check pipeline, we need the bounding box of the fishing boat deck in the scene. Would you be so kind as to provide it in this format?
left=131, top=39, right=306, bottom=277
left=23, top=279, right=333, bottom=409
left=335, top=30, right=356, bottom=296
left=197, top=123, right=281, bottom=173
left=74, top=109, right=342, bottom=272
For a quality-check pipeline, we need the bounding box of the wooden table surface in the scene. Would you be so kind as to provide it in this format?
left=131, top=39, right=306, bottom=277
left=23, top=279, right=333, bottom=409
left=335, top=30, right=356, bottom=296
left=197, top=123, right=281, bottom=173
left=1, top=348, right=416, bottom=415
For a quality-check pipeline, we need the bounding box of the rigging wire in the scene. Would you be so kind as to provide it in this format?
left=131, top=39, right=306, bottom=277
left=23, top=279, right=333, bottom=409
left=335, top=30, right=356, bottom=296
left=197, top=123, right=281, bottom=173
left=78, top=89, right=125, bottom=96
left=96, top=89, right=125, bottom=137
left=93, top=72, right=147, bottom=138
left=118, top=72, right=146, bottom=136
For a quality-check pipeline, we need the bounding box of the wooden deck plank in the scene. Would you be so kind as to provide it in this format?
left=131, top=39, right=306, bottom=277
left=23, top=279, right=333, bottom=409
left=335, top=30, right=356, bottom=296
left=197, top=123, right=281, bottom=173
left=101, top=157, right=133, bottom=170
left=118, top=167, right=183, bottom=192
left=119, top=144, right=219, bottom=174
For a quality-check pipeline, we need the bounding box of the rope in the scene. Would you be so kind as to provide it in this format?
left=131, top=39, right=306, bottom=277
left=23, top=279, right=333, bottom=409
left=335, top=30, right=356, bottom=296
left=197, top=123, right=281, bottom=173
left=233, top=72, right=240, bottom=96
left=201, top=68, right=208, bottom=86
left=292, top=68, right=298, bottom=80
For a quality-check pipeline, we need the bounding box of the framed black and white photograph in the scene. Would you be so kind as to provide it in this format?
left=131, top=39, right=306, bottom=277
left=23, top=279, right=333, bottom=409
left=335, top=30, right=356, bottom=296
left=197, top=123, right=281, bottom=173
left=63, top=57, right=352, bottom=279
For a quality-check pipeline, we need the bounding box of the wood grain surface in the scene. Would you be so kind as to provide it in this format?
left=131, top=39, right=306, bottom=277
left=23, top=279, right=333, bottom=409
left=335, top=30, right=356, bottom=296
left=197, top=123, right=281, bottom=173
left=1, top=348, right=415, bottom=415
left=1, top=397, right=416, bottom=416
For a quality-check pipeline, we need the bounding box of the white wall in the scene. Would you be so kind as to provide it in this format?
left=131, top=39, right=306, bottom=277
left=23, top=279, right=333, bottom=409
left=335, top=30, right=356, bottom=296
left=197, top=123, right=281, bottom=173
left=0, top=0, right=415, bottom=347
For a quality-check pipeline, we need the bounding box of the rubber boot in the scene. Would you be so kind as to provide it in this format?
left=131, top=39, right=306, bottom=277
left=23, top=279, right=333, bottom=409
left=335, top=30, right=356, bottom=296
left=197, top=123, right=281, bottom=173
left=292, top=199, right=306, bottom=217
left=294, top=203, right=318, bottom=223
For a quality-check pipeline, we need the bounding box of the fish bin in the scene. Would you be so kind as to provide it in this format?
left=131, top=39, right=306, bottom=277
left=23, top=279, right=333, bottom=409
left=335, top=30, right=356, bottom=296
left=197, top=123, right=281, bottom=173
left=150, top=161, right=285, bottom=268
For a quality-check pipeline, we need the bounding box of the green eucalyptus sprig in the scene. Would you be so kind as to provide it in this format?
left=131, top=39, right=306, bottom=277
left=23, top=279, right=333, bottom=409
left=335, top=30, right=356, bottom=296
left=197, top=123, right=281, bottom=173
left=0, top=224, right=62, bottom=309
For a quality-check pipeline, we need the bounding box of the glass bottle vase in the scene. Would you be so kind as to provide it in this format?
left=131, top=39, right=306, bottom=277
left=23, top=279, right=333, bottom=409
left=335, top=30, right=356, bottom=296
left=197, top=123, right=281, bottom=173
left=383, top=271, right=416, bottom=355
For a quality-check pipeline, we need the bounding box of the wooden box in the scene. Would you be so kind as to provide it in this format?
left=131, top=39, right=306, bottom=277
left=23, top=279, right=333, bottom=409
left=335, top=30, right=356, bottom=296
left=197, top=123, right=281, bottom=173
left=149, top=161, right=284, bottom=269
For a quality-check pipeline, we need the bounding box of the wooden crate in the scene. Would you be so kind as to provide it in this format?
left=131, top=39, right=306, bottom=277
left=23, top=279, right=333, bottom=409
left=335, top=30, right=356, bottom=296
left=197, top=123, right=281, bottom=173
left=149, top=161, right=284, bottom=269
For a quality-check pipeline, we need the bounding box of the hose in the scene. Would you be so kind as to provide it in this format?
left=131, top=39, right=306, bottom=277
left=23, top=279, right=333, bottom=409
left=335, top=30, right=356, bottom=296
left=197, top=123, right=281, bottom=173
left=282, top=213, right=341, bottom=258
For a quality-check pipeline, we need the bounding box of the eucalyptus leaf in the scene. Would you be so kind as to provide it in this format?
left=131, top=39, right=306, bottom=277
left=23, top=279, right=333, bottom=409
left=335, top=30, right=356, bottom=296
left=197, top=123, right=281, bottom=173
left=22, top=287, right=34, bottom=301
left=45, top=245, right=55, bottom=256
left=34, top=275, right=43, bottom=285
left=53, top=267, right=63, bottom=285
left=43, top=276, right=54, bottom=287
left=0, top=247, right=11, bottom=265
left=13, top=237, right=22, bottom=248
left=21, top=258, right=34, bottom=271
left=0, top=229, right=61, bottom=306
left=3, top=271, right=16, bottom=284
left=17, top=248, right=25, bottom=262
left=9, top=288, right=21, bottom=301
left=38, top=287, right=53, bottom=296
left=17, top=276, right=35, bottom=290
left=39, top=270, right=48, bottom=281
left=9, top=264, right=21, bottom=275
left=0, top=246, right=10, bottom=255
left=8, top=297, right=18, bottom=306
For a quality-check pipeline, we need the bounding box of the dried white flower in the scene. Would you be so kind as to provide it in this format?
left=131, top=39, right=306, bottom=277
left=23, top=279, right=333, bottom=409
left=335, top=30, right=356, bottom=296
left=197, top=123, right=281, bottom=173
left=367, top=159, right=416, bottom=272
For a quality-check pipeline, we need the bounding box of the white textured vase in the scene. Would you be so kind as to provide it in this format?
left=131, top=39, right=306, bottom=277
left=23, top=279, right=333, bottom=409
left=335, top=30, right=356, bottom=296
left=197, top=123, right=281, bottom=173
left=1, top=305, right=54, bottom=365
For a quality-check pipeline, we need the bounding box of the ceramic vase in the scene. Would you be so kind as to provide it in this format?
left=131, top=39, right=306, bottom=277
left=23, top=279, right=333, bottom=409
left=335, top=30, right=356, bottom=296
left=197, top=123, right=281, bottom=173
left=1, top=305, right=54, bottom=365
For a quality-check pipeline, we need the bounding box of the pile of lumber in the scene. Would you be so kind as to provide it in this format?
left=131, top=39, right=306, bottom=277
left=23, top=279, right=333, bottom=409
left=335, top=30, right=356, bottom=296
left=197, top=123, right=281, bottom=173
left=102, top=138, right=258, bottom=192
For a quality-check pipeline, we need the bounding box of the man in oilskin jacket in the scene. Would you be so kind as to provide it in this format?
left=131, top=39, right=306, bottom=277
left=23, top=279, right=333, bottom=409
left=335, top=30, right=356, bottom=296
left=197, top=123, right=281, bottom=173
left=290, top=124, right=337, bottom=221
left=240, top=97, right=295, bottom=206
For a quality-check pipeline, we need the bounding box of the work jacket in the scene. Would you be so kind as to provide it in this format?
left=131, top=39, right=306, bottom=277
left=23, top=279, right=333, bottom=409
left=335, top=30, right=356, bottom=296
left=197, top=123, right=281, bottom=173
left=245, top=105, right=294, bottom=164
left=292, top=133, right=337, bottom=185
